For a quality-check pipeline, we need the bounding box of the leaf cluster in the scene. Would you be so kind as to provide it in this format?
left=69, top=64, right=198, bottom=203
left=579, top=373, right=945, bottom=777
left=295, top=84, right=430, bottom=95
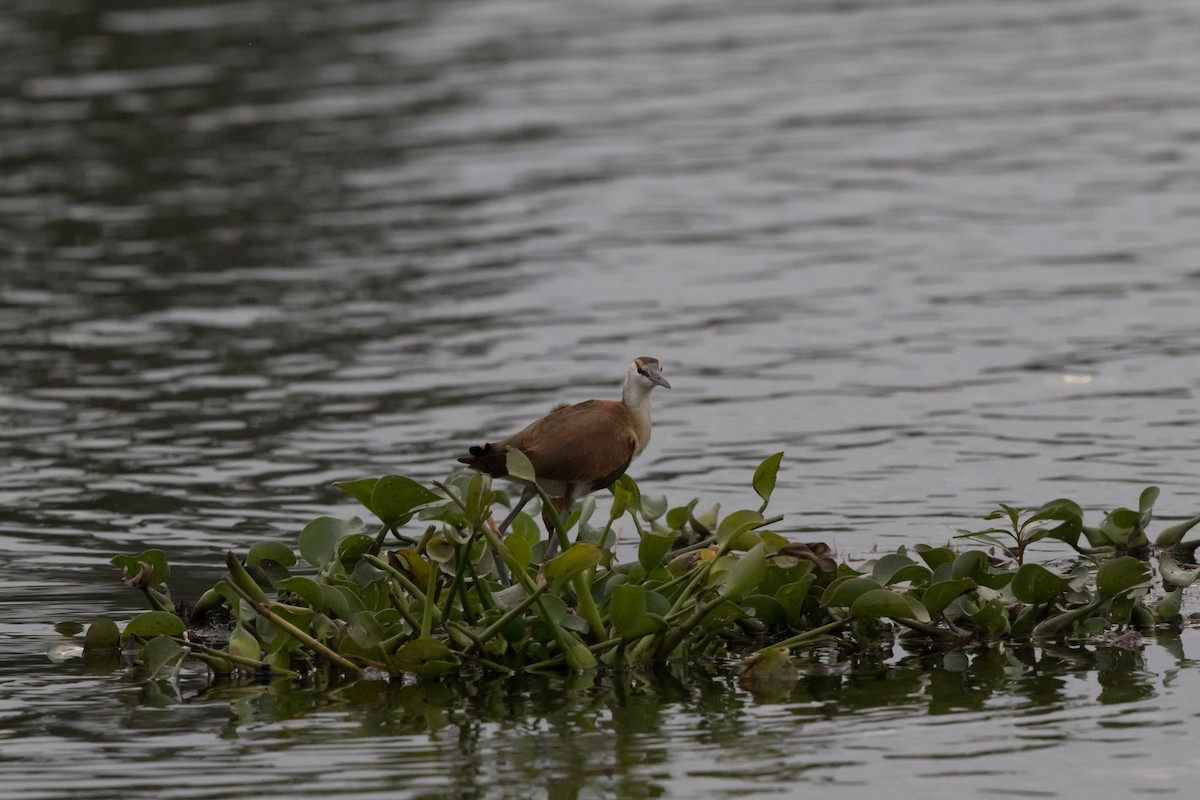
left=68, top=458, right=1200, bottom=685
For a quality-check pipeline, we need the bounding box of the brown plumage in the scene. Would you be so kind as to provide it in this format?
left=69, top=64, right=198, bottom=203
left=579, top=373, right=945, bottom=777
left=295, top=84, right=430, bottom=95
left=458, top=356, right=670, bottom=548
left=459, top=400, right=641, bottom=495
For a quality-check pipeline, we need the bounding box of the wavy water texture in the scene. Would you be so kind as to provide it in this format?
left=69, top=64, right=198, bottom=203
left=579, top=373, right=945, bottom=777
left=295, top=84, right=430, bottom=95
left=2, top=0, right=1200, bottom=797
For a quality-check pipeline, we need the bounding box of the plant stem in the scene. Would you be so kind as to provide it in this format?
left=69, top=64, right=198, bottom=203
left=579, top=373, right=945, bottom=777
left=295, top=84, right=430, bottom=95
left=224, top=579, right=361, bottom=674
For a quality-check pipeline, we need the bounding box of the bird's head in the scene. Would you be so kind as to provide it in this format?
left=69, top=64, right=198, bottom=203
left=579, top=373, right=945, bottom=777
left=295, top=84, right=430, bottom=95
left=629, top=356, right=671, bottom=390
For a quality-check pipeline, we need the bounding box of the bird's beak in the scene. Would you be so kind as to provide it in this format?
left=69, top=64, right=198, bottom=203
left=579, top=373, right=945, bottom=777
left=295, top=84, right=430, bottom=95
left=647, top=367, right=671, bottom=389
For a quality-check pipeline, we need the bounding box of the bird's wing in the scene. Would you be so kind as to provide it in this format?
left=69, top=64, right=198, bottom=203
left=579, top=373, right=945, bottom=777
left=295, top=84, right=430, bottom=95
left=504, top=400, right=638, bottom=485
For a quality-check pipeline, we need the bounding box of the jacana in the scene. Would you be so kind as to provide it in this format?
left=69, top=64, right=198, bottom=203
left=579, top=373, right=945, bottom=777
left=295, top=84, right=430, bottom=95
left=459, top=356, right=671, bottom=556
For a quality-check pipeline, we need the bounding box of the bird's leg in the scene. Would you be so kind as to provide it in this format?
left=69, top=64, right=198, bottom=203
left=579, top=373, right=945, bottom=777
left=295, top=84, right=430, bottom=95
left=541, top=488, right=575, bottom=560
left=497, top=485, right=537, bottom=535
left=489, top=485, right=536, bottom=586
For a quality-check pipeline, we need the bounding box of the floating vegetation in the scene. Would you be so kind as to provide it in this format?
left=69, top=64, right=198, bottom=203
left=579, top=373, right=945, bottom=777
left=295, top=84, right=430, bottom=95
left=60, top=453, right=1200, bottom=685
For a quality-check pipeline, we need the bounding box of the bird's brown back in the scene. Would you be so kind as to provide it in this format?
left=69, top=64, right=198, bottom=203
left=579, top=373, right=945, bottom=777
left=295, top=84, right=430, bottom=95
left=459, top=399, right=639, bottom=486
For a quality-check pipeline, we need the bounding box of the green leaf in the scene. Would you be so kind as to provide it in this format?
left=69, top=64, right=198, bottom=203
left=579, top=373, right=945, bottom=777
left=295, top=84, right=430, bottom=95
left=640, top=494, right=668, bottom=522
left=717, top=510, right=764, bottom=547
left=299, top=516, right=365, bottom=570
left=348, top=610, right=386, bottom=649
left=821, top=576, right=883, bottom=608
left=225, top=551, right=268, bottom=604
left=920, top=578, right=977, bottom=616
left=610, top=584, right=668, bottom=640
left=638, top=530, right=675, bottom=572
left=276, top=576, right=326, bottom=608
left=542, top=543, right=604, bottom=589
left=849, top=589, right=931, bottom=623
left=226, top=620, right=261, bottom=662
left=394, top=637, right=457, bottom=675
left=247, top=540, right=297, bottom=568
left=333, top=477, right=379, bottom=511
left=110, top=549, right=170, bottom=586
left=871, top=553, right=932, bottom=586
left=370, top=475, right=442, bottom=527
left=752, top=452, right=784, bottom=511
left=741, top=594, right=788, bottom=627
left=775, top=577, right=815, bottom=626
left=1156, top=588, right=1183, bottom=621
left=143, top=636, right=184, bottom=679
left=1139, top=486, right=1160, bottom=526
left=914, top=544, right=956, bottom=571
left=1010, top=563, right=1072, bottom=605
left=1095, top=556, right=1152, bottom=599
left=1156, top=514, right=1200, bottom=548
left=1158, top=551, right=1200, bottom=588
left=719, top=543, right=766, bottom=601
left=123, top=611, right=186, bottom=640
left=83, top=617, right=120, bottom=652
left=505, top=447, right=537, bottom=483
left=337, top=533, right=377, bottom=569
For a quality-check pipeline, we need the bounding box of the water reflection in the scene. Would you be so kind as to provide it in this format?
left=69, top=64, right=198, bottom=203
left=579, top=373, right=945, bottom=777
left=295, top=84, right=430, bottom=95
left=8, top=634, right=1191, bottom=799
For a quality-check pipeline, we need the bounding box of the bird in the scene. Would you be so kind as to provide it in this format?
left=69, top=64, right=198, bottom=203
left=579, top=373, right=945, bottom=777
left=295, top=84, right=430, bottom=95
left=458, top=356, right=671, bottom=557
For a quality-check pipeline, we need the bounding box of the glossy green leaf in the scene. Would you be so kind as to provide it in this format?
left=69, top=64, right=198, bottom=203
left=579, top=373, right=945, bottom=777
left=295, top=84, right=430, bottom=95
left=871, top=553, right=932, bottom=586
left=1155, top=514, right=1200, bottom=548
left=719, top=543, right=766, bottom=601
left=717, top=510, right=764, bottom=547
left=640, top=494, right=668, bottom=522
left=348, top=610, right=386, bottom=649
left=920, top=578, right=977, bottom=615
left=143, top=635, right=184, bottom=678
left=247, top=540, right=296, bottom=568
left=638, top=530, right=675, bottom=572
left=394, top=637, right=456, bottom=674
left=543, top=543, right=604, bottom=589
left=337, top=533, right=377, bottom=568
left=775, top=576, right=815, bottom=626
left=914, top=544, right=956, bottom=571
left=83, top=617, right=120, bottom=651
left=849, top=589, right=931, bottom=623
left=299, top=516, right=365, bottom=570
left=124, top=611, right=186, bottom=640
left=752, top=452, right=784, bottom=511
left=333, top=477, right=379, bottom=511
left=1010, top=563, right=1072, bottom=605
left=609, top=584, right=668, bottom=640
left=505, top=447, right=537, bottom=483
left=277, top=576, right=326, bottom=608
left=1158, top=551, right=1200, bottom=588
left=1095, top=556, right=1152, bottom=599
left=370, top=475, right=442, bottom=527
left=225, top=551, right=268, bottom=604
left=821, top=576, right=883, bottom=608
left=227, top=620, right=261, bottom=662
left=1156, top=588, right=1183, bottom=621
left=110, top=549, right=170, bottom=586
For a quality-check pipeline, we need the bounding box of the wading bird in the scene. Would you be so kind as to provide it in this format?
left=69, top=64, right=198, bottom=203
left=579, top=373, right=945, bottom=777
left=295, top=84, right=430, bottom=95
left=459, top=356, right=671, bottom=557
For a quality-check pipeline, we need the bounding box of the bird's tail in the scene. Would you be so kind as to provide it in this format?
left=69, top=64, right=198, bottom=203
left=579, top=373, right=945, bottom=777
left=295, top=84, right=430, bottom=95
left=457, top=443, right=508, bottom=478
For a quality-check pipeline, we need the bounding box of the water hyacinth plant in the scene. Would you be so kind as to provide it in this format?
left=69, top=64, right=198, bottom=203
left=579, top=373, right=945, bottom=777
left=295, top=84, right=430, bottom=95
left=68, top=453, right=1200, bottom=684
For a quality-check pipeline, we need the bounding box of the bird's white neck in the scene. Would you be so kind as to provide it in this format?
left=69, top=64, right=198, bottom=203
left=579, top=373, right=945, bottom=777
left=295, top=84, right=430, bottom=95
left=622, top=374, right=654, bottom=455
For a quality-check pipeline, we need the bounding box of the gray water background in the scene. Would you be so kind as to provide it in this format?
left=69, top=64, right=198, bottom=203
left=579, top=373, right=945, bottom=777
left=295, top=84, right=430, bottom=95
left=3, top=0, right=1200, bottom=797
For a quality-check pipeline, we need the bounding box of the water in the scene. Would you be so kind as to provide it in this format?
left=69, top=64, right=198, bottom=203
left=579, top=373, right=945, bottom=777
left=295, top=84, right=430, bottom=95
left=3, top=0, right=1200, bottom=796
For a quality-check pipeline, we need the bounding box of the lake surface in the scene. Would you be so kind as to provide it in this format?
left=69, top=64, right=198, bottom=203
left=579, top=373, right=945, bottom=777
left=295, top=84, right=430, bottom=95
left=3, top=0, right=1200, bottom=796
